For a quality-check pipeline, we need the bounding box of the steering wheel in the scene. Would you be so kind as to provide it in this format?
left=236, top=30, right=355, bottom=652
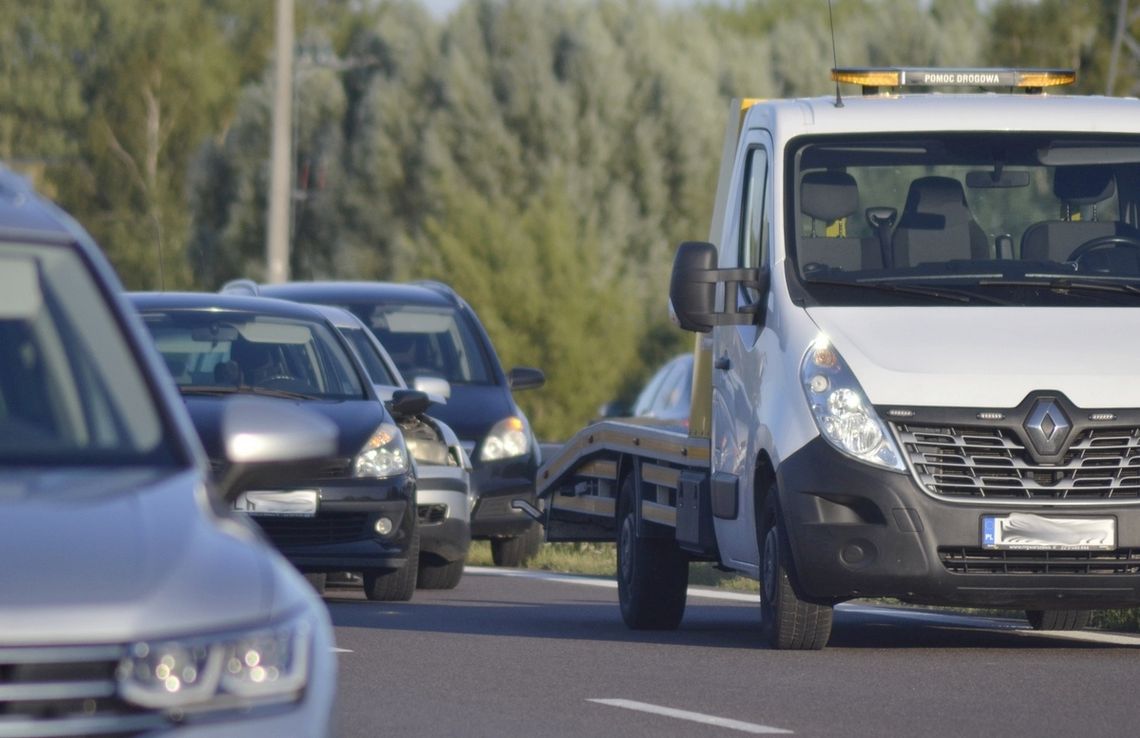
left=1066, top=234, right=1140, bottom=264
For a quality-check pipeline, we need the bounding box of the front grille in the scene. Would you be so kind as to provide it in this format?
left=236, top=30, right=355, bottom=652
left=209, top=457, right=352, bottom=481
left=254, top=512, right=372, bottom=546
left=418, top=504, right=447, bottom=524
left=893, top=423, right=1140, bottom=502
left=939, top=547, right=1140, bottom=575
left=0, top=644, right=166, bottom=735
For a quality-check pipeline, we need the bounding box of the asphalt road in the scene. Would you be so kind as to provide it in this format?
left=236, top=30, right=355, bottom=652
left=327, top=567, right=1140, bottom=737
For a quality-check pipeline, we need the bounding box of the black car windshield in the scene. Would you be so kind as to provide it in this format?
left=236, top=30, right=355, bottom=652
left=141, top=310, right=366, bottom=400
left=790, top=133, right=1140, bottom=306
left=346, top=304, right=494, bottom=385
left=0, top=243, right=174, bottom=465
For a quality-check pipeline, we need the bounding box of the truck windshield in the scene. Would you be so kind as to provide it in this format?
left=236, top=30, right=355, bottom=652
left=789, top=133, right=1140, bottom=306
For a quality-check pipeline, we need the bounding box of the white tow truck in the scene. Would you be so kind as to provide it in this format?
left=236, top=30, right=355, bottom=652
left=519, top=68, right=1140, bottom=649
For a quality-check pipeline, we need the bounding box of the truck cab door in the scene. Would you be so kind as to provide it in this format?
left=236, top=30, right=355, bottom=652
left=710, top=131, right=773, bottom=574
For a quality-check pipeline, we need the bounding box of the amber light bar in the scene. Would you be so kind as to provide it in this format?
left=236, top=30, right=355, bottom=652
left=831, top=67, right=1076, bottom=93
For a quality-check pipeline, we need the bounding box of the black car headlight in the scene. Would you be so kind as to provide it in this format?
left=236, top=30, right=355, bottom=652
left=117, top=612, right=311, bottom=710
left=478, top=416, right=530, bottom=462
left=353, top=422, right=410, bottom=478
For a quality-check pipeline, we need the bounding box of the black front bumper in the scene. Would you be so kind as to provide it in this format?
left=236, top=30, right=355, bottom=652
left=469, top=457, right=538, bottom=539
left=777, top=437, right=1140, bottom=609
left=244, top=475, right=416, bottom=573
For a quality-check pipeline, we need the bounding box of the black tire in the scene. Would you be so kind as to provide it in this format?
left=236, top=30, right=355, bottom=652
left=303, top=572, right=326, bottom=595
left=417, top=556, right=465, bottom=590
left=363, top=527, right=420, bottom=601
left=616, top=475, right=688, bottom=630
left=759, top=488, right=833, bottom=650
left=490, top=524, right=542, bottom=567
left=1025, top=609, right=1092, bottom=631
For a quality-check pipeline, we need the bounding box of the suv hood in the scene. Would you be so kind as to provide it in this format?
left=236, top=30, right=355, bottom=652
left=0, top=468, right=287, bottom=645
left=806, top=306, right=1140, bottom=408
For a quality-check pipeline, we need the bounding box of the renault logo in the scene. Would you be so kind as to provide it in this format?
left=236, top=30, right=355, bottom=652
left=1024, top=399, right=1072, bottom=457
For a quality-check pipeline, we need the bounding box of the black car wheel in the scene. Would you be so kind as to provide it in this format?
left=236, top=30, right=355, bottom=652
left=759, top=487, right=832, bottom=650
left=363, top=527, right=420, bottom=601
left=616, top=475, right=688, bottom=630
left=490, top=524, right=542, bottom=567
left=417, top=556, right=465, bottom=590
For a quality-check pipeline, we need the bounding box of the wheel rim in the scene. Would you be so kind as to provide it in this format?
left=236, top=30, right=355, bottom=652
left=761, top=528, right=778, bottom=608
left=619, top=515, right=634, bottom=584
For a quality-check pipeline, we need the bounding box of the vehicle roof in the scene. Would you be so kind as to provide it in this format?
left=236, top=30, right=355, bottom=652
left=257, top=281, right=460, bottom=309
left=308, top=303, right=366, bottom=329
left=750, top=93, right=1140, bottom=139
left=129, top=291, right=335, bottom=321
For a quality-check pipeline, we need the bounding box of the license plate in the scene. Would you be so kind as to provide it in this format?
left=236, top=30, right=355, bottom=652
left=982, top=513, right=1115, bottom=551
left=233, top=490, right=318, bottom=517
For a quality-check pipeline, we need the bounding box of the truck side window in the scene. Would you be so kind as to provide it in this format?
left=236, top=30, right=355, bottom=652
left=739, top=147, right=769, bottom=304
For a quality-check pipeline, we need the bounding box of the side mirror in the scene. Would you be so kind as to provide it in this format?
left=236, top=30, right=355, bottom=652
left=413, top=375, right=451, bottom=400
left=507, top=366, right=545, bottom=391
left=668, top=241, right=766, bottom=333
left=218, top=397, right=338, bottom=500
left=387, top=389, right=432, bottom=418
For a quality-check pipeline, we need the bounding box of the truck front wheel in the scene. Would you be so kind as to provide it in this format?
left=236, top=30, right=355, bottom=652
left=759, top=489, right=833, bottom=650
left=617, top=476, right=688, bottom=630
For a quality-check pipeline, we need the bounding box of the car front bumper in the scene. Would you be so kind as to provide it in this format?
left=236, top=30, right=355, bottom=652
left=468, top=456, right=539, bottom=539
left=777, top=437, right=1140, bottom=609
left=242, top=475, right=416, bottom=572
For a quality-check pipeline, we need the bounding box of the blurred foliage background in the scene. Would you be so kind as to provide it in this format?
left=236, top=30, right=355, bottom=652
left=1, top=0, right=1137, bottom=441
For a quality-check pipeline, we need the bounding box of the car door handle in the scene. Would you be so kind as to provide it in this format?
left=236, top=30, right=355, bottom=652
left=714, top=356, right=731, bottom=371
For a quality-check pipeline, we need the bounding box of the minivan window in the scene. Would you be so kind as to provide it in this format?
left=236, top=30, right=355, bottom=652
left=790, top=133, right=1140, bottom=307
left=0, top=244, right=172, bottom=465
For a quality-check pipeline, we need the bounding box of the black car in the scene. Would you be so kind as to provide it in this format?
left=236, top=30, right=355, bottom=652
left=130, top=292, right=421, bottom=599
left=222, top=280, right=547, bottom=567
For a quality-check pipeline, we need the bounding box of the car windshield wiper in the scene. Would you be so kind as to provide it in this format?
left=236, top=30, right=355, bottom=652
left=243, top=385, right=319, bottom=401
left=178, top=385, right=240, bottom=396
left=803, top=278, right=1012, bottom=305
left=986, top=277, right=1140, bottom=298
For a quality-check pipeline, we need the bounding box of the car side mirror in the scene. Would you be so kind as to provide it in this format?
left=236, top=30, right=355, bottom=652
left=218, top=397, right=338, bottom=501
left=669, top=241, right=766, bottom=333
left=413, top=375, right=451, bottom=400
left=507, top=367, right=545, bottom=391
left=387, top=389, right=432, bottom=419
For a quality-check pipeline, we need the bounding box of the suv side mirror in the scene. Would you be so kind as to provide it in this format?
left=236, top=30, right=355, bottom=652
left=507, top=366, right=545, bottom=391
left=387, top=389, right=432, bottom=418
left=668, top=241, right=766, bottom=333
left=413, top=375, right=451, bottom=400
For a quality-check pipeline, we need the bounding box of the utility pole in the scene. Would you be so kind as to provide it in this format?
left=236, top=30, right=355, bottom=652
left=1107, top=0, right=1140, bottom=96
left=266, top=0, right=294, bottom=284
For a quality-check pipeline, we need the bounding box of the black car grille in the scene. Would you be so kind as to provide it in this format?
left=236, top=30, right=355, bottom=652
left=254, top=512, right=372, bottom=546
left=209, top=457, right=352, bottom=481
left=939, top=547, right=1140, bottom=575
left=893, top=423, right=1140, bottom=502
left=0, top=644, right=166, bottom=735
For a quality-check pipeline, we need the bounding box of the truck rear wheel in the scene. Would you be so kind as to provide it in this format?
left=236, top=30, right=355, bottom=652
left=616, top=475, right=688, bottom=630
left=1025, top=609, right=1092, bottom=631
left=759, top=489, right=832, bottom=650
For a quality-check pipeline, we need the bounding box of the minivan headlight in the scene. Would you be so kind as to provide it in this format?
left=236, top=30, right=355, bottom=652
left=479, top=416, right=529, bottom=461
left=800, top=337, right=905, bottom=471
left=354, top=422, right=409, bottom=478
left=117, top=612, right=311, bottom=710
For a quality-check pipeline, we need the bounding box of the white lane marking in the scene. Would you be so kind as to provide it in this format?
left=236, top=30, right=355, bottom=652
left=468, top=567, right=1140, bottom=646
left=466, top=566, right=757, bottom=602
left=588, top=699, right=792, bottom=734
left=332, top=647, right=353, bottom=653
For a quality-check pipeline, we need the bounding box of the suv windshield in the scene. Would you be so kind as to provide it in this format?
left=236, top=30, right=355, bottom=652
left=348, top=304, right=494, bottom=385
left=0, top=244, right=172, bottom=465
left=790, top=133, right=1140, bottom=306
left=140, top=310, right=366, bottom=400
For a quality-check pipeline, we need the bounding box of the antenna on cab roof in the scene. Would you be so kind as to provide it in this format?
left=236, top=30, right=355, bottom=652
left=827, top=0, right=843, bottom=108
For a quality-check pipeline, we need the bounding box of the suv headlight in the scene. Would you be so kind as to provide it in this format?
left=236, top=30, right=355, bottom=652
left=479, top=416, right=529, bottom=462
left=117, top=611, right=311, bottom=710
left=354, top=422, right=409, bottom=478
left=800, top=337, right=904, bottom=471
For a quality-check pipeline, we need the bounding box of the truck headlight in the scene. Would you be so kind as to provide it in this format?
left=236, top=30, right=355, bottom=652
left=117, top=612, right=311, bottom=710
left=800, top=337, right=904, bottom=471
left=354, top=422, right=409, bottom=478
left=479, top=416, right=529, bottom=461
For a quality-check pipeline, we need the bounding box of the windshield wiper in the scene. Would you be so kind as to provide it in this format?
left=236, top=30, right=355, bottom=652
left=178, top=385, right=239, bottom=396
left=804, top=278, right=1012, bottom=305
left=988, top=277, right=1140, bottom=298
left=243, top=385, right=318, bottom=401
